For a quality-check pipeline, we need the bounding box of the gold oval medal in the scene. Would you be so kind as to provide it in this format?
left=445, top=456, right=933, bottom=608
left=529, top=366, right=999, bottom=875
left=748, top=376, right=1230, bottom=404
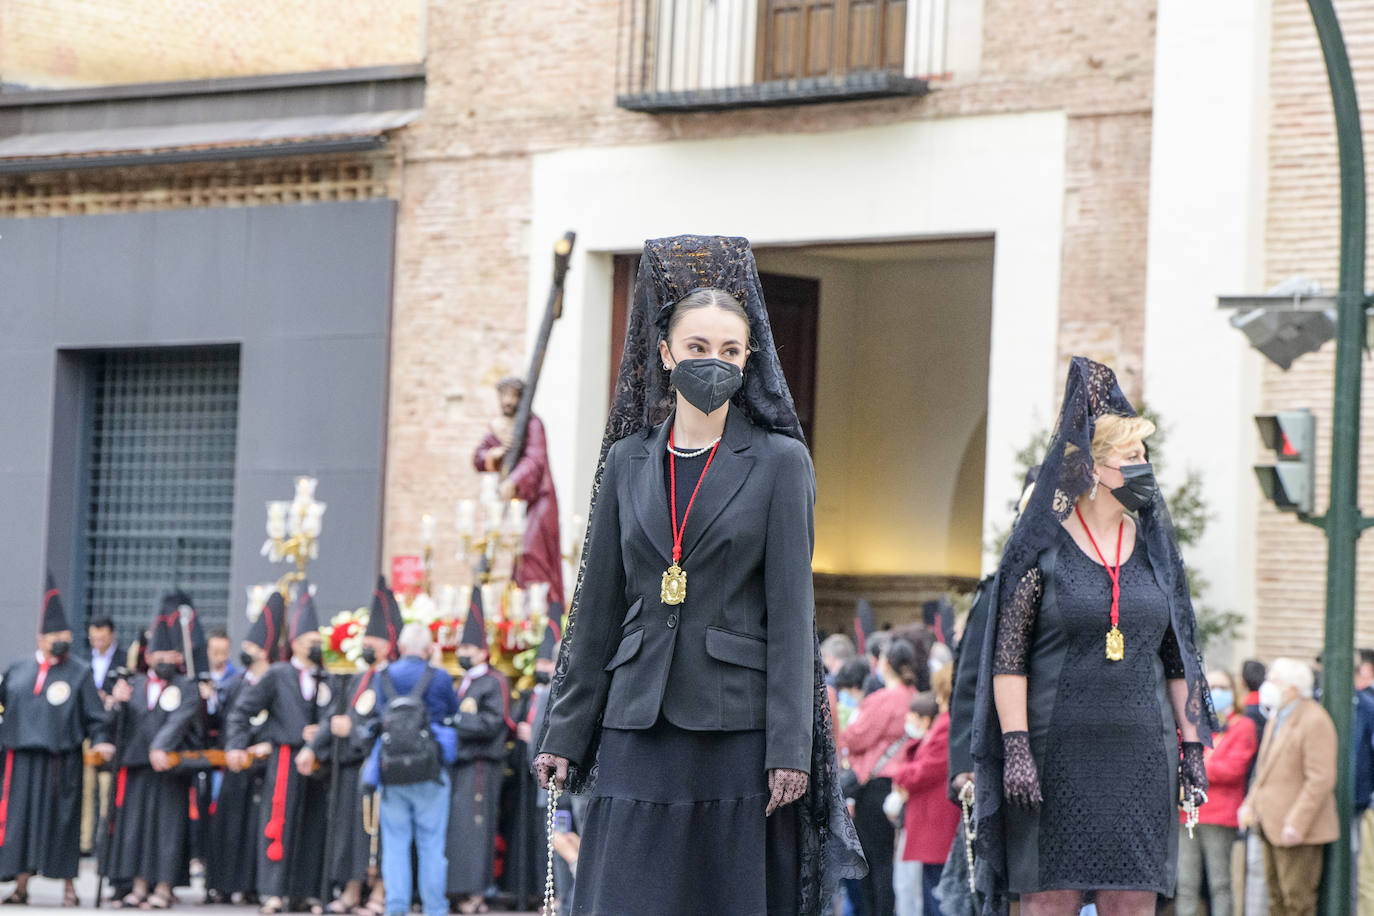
left=250, top=709, right=270, bottom=728
left=316, top=682, right=333, bottom=708
left=460, top=696, right=479, bottom=715
left=354, top=689, right=376, bottom=716
left=159, top=685, right=182, bottom=712
left=45, top=680, right=71, bottom=706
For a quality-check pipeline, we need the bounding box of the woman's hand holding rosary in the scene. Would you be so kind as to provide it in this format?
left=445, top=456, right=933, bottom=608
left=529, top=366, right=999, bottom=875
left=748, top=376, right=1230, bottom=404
left=534, top=752, right=569, bottom=790
left=1001, top=731, right=1043, bottom=809
left=765, top=768, right=808, bottom=815
left=1179, top=741, right=1208, bottom=837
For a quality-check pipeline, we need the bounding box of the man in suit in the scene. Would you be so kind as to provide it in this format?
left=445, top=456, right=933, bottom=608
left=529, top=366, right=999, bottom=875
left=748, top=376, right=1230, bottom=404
left=80, top=615, right=123, bottom=855
left=1239, top=657, right=1339, bottom=916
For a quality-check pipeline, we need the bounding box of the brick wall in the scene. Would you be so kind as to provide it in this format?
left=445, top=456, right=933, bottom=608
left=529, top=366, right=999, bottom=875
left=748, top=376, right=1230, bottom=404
left=1, top=0, right=423, bottom=88
left=385, top=0, right=1161, bottom=581
left=1255, top=0, right=1374, bottom=662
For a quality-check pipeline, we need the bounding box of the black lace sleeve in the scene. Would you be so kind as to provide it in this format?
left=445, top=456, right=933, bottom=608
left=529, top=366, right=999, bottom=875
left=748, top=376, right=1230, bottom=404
left=993, top=567, right=1043, bottom=676
left=1159, top=620, right=1186, bottom=680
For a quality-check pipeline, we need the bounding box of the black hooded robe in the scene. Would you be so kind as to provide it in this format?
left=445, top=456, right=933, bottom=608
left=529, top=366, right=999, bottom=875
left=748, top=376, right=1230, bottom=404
left=312, top=668, right=381, bottom=891
left=0, top=654, right=110, bottom=881
left=226, top=661, right=330, bottom=902
left=103, top=674, right=201, bottom=888
left=446, top=666, right=511, bottom=898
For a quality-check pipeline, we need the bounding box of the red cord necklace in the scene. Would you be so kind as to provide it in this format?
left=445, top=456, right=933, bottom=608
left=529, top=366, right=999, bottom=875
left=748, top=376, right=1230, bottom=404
left=1075, top=505, right=1126, bottom=662
left=661, top=429, right=721, bottom=606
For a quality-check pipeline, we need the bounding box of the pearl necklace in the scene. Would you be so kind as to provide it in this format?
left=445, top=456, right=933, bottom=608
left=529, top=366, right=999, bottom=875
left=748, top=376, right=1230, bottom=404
left=667, top=436, right=721, bottom=458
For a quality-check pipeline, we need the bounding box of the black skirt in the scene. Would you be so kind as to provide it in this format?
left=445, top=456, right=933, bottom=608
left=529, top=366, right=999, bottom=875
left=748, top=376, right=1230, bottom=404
left=0, top=748, right=85, bottom=881
left=572, top=718, right=799, bottom=916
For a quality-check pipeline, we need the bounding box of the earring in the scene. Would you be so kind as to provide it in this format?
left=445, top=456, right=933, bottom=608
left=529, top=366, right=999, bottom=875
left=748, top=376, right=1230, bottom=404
left=1089, top=478, right=1099, bottom=501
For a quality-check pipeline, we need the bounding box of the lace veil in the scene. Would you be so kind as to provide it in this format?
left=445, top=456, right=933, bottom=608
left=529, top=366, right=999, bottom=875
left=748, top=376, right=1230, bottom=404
left=536, top=235, right=865, bottom=911
left=968, top=357, right=1217, bottom=914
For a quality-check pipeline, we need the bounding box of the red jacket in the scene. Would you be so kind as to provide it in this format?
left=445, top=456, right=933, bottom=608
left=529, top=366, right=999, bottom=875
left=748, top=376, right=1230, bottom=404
left=893, top=712, right=960, bottom=864
left=839, top=684, right=916, bottom=782
left=1179, top=710, right=1258, bottom=828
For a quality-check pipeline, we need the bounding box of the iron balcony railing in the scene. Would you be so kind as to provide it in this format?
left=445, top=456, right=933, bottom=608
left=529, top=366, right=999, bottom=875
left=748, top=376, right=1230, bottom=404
left=617, top=0, right=949, bottom=112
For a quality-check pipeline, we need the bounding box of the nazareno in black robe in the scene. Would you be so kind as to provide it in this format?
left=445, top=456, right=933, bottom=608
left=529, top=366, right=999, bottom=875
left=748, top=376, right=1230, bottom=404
left=0, top=653, right=110, bottom=881
left=103, top=674, right=201, bottom=888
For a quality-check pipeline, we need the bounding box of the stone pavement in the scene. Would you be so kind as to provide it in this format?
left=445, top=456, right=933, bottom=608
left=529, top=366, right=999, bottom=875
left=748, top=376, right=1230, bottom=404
left=3, top=862, right=530, bottom=915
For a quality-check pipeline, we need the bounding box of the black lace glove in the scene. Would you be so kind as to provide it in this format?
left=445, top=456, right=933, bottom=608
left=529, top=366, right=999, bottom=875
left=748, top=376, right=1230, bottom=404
left=1002, top=731, right=1042, bottom=809
left=533, top=752, right=569, bottom=791
left=1179, top=741, right=1208, bottom=805
left=766, top=768, right=809, bottom=815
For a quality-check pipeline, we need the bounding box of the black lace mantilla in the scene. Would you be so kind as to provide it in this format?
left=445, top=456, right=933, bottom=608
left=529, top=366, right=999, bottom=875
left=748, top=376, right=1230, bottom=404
left=969, top=357, right=1216, bottom=915
left=534, top=236, right=865, bottom=912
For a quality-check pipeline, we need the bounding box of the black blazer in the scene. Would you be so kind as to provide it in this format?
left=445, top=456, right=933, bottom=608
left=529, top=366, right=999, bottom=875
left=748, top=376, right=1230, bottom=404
left=539, top=407, right=816, bottom=774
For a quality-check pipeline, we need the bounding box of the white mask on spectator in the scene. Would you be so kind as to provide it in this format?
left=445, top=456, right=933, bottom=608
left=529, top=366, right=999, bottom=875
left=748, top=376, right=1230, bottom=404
left=1258, top=680, right=1282, bottom=715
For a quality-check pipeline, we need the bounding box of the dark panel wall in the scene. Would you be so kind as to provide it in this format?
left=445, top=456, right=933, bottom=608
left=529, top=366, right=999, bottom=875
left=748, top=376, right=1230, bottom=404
left=0, top=199, right=395, bottom=652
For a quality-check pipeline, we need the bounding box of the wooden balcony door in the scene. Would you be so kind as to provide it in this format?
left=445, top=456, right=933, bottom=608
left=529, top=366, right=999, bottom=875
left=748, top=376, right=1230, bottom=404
left=755, top=0, right=907, bottom=82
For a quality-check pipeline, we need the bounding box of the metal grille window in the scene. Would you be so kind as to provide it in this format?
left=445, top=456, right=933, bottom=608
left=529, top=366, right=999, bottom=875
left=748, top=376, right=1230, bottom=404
left=82, top=346, right=240, bottom=645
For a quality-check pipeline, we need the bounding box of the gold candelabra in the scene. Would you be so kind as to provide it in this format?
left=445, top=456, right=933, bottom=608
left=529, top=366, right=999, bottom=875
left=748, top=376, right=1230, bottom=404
left=260, top=476, right=326, bottom=599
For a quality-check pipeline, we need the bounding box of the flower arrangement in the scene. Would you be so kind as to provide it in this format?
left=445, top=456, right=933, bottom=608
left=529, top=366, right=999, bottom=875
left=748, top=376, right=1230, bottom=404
left=320, top=608, right=367, bottom=672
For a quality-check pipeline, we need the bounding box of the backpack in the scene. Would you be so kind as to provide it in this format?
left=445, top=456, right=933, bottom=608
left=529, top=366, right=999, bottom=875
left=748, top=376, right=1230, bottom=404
left=377, top=667, right=441, bottom=785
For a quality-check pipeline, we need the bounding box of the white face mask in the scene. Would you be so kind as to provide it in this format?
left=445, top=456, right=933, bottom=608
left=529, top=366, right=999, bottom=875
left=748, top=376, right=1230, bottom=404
left=1258, top=680, right=1283, bottom=714
left=905, top=721, right=927, bottom=741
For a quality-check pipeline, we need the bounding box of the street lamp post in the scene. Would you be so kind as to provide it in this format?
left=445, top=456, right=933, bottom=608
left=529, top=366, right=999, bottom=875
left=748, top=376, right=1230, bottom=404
left=1304, top=1, right=1365, bottom=912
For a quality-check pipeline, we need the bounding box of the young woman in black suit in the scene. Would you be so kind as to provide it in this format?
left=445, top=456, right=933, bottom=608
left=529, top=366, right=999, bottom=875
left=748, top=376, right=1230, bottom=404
left=535, top=236, right=864, bottom=915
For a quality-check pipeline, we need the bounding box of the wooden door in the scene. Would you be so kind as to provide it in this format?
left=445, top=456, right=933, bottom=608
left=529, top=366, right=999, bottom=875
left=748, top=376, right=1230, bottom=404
left=755, top=0, right=906, bottom=82
left=758, top=271, right=819, bottom=446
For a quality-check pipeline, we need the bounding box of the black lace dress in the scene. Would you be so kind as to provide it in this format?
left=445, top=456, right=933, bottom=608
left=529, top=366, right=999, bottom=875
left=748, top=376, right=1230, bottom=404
left=993, top=525, right=1185, bottom=896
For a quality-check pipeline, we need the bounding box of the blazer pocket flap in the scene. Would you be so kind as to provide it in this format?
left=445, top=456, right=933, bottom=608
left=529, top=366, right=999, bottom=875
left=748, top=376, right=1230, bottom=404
left=621, top=597, right=644, bottom=628
left=705, top=627, right=767, bottom=671
left=604, top=628, right=645, bottom=671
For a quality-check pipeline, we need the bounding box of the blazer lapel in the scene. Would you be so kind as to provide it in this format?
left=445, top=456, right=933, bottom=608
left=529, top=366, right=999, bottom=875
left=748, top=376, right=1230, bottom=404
left=680, top=408, right=756, bottom=563
left=629, top=420, right=674, bottom=566
left=1256, top=702, right=1299, bottom=784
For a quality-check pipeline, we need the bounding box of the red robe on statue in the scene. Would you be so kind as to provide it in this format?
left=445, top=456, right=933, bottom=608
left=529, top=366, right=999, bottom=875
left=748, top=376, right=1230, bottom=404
left=473, top=413, right=565, bottom=605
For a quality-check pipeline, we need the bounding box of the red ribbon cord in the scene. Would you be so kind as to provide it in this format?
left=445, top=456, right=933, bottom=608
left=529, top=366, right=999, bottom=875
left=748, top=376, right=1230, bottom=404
left=188, top=785, right=199, bottom=822
left=351, top=669, right=374, bottom=707
left=1075, top=506, right=1124, bottom=628
left=33, top=659, right=50, bottom=696
left=0, top=749, right=14, bottom=844
left=264, top=746, right=290, bottom=861
left=668, top=431, right=722, bottom=565
left=115, top=767, right=127, bottom=809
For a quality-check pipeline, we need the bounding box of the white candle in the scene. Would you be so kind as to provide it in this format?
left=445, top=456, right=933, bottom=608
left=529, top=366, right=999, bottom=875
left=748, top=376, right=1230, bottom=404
left=507, top=499, right=527, bottom=537
left=295, top=476, right=317, bottom=502
left=507, top=587, right=527, bottom=622
left=527, top=582, right=550, bottom=620
left=478, top=472, right=500, bottom=504
left=302, top=502, right=326, bottom=538
left=481, top=583, right=504, bottom=623
left=483, top=501, right=505, bottom=535
left=266, top=501, right=288, bottom=539
left=438, top=584, right=457, bottom=620
left=421, top=513, right=436, bottom=546
left=456, top=500, right=477, bottom=537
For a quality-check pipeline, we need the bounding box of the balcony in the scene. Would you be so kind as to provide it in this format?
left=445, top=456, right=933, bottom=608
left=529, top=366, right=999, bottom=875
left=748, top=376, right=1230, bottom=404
left=616, top=0, right=949, bottom=113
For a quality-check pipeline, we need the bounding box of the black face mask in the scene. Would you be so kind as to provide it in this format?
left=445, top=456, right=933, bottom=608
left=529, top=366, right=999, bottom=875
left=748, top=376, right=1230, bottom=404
left=48, top=639, right=71, bottom=659
left=1109, top=462, right=1158, bottom=513
left=457, top=654, right=476, bottom=671
left=239, top=651, right=255, bottom=669
left=533, top=670, right=552, bottom=685
left=307, top=644, right=323, bottom=667
left=668, top=357, right=743, bottom=416
left=360, top=646, right=378, bottom=666
left=154, top=662, right=180, bottom=682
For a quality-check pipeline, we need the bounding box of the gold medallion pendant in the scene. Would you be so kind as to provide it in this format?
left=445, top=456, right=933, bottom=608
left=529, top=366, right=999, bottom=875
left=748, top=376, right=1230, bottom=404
left=1106, top=626, right=1125, bottom=662
left=661, top=563, right=687, bottom=606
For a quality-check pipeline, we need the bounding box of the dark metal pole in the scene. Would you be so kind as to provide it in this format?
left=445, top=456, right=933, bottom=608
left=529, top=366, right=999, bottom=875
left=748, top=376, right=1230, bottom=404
left=1305, top=1, right=1365, bottom=912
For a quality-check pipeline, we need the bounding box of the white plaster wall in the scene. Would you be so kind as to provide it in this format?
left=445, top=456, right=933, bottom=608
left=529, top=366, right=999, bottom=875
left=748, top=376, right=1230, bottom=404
left=1143, top=0, right=1270, bottom=660
left=525, top=111, right=1068, bottom=567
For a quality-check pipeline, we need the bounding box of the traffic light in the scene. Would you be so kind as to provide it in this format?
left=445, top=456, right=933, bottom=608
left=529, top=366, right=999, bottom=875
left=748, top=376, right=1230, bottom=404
left=1254, top=409, right=1316, bottom=514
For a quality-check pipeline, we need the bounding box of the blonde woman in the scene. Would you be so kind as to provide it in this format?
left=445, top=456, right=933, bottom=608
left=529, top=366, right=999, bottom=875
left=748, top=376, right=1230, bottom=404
left=971, top=358, right=1216, bottom=916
